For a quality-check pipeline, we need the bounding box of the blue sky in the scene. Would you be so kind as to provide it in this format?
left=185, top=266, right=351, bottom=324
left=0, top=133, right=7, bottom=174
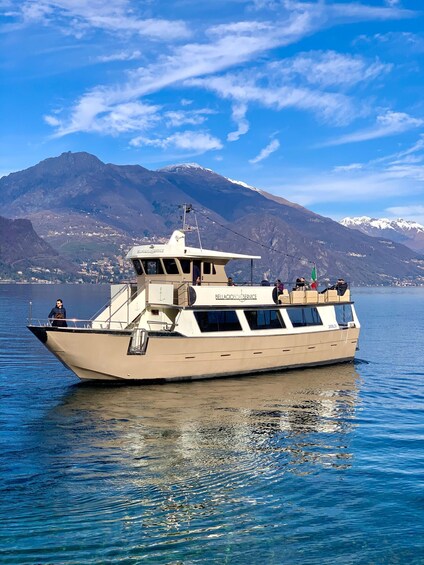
left=1, top=0, right=424, bottom=224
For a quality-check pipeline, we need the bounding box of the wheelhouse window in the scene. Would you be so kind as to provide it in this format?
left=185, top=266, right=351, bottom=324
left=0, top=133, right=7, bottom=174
left=287, top=307, right=322, bottom=327
left=141, top=259, right=164, bottom=275
left=335, top=304, right=354, bottom=326
left=180, top=259, right=191, bottom=274
left=194, top=310, right=242, bottom=332
left=163, top=258, right=179, bottom=275
left=245, top=309, right=285, bottom=330
left=203, top=262, right=216, bottom=275
left=132, top=259, right=144, bottom=275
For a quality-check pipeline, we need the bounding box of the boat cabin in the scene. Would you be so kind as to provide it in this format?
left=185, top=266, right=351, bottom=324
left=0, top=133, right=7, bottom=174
left=126, top=229, right=260, bottom=287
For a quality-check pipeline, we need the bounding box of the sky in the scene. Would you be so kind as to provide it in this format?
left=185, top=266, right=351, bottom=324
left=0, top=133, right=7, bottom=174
left=1, top=0, right=424, bottom=225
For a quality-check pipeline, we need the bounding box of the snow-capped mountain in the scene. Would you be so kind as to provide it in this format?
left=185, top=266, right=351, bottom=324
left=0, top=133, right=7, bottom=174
left=340, top=216, right=424, bottom=254
left=157, top=163, right=214, bottom=174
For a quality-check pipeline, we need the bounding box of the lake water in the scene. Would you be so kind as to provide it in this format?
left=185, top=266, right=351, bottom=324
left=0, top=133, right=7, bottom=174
left=0, top=284, right=423, bottom=564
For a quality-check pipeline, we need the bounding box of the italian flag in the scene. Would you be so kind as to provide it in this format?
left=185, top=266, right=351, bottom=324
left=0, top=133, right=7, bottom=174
left=311, top=265, right=318, bottom=289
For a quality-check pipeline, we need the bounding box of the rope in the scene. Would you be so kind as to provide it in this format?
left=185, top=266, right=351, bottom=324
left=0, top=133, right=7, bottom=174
left=180, top=204, right=315, bottom=266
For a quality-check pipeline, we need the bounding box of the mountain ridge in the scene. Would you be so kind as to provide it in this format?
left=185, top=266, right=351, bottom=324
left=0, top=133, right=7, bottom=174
left=340, top=216, right=424, bottom=254
left=1, top=152, right=423, bottom=285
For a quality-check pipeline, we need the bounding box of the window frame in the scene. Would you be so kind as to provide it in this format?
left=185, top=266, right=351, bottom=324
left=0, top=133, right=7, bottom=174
left=244, top=309, right=285, bottom=330
left=286, top=306, right=323, bottom=328
left=162, top=258, right=180, bottom=275
left=194, top=310, right=242, bottom=332
left=141, top=259, right=164, bottom=275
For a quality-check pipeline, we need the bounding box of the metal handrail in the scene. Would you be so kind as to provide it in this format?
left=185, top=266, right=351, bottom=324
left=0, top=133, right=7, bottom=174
left=28, top=318, right=132, bottom=329
left=94, top=283, right=142, bottom=325
left=89, top=283, right=138, bottom=321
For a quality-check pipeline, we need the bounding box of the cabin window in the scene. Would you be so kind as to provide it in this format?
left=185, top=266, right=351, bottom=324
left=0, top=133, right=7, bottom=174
left=287, top=307, right=322, bottom=327
left=132, top=259, right=144, bottom=275
left=180, top=259, right=191, bottom=274
left=163, top=259, right=179, bottom=275
left=194, top=310, right=242, bottom=332
left=244, top=309, right=285, bottom=330
left=141, top=259, right=164, bottom=275
left=335, top=304, right=354, bottom=326
left=202, top=262, right=215, bottom=275
left=203, top=262, right=211, bottom=275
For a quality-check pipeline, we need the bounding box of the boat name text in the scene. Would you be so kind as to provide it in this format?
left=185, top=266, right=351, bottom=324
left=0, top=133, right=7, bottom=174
left=215, top=292, right=257, bottom=302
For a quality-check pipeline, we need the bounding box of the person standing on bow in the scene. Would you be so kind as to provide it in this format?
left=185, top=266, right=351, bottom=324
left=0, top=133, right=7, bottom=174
left=48, top=298, right=68, bottom=327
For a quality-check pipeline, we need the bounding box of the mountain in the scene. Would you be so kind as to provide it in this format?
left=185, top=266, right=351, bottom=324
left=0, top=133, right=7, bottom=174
left=1, top=151, right=423, bottom=286
left=0, top=216, right=77, bottom=281
left=340, top=216, right=424, bottom=254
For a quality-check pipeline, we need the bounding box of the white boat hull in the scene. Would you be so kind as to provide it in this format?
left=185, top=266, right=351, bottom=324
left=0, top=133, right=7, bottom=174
left=29, top=325, right=360, bottom=382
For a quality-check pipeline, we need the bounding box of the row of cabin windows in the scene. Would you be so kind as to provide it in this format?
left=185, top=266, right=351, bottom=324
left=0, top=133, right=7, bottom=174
left=132, top=258, right=216, bottom=276
left=193, top=306, right=335, bottom=333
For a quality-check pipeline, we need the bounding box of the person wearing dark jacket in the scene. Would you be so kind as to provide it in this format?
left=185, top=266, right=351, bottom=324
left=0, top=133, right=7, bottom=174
left=48, top=299, right=67, bottom=327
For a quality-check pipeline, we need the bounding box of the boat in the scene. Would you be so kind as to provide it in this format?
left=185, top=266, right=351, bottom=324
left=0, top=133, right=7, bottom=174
left=28, top=217, right=360, bottom=382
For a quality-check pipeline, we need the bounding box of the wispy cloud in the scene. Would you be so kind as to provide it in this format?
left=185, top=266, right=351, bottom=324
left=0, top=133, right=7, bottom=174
left=189, top=72, right=357, bottom=126
left=386, top=205, right=424, bottom=218
left=333, top=163, right=363, bottom=173
left=355, top=31, right=424, bottom=53
left=164, top=109, right=214, bottom=128
left=273, top=172, right=416, bottom=208
left=268, top=50, right=391, bottom=88
left=271, top=134, right=424, bottom=223
left=385, top=205, right=424, bottom=226
left=322, top=111, right=424, bottom=146
left=96, top=50, right=141, bottom=63
left=249, top=138, right=280, bottom=164
left=129, top=131, right=223, bottom=152
left=227, top=103, right=249, bottom=142
left=28, top=0, right=417, bottom=156
left=6, top=0, right=191, bottom=39
left=45, top=100, right=161, bottom=136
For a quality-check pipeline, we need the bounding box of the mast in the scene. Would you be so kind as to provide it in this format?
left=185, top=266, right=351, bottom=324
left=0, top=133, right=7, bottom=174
left=181, top=203, right=202, bottom=250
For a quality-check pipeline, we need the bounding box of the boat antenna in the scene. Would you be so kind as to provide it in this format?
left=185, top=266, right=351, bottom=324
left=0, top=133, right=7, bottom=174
left=181, top=203, right=203, bottom=249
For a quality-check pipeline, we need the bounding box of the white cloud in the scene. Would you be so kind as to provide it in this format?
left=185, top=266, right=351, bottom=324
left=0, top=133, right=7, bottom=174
left=385, top=205, right=424, bottom=225
left=386, top=205, right=424, bottom=216
left=96, top=50, right=141, bottom=63
left=266, top=135, right=424, bottom=214
left=333, top=163, right=363, bottom=173
left=325, top=1, right=413, bottom=19
left=273, top=173, right=410, bottom=207
left=44, top=0, right=392, bottom=135
left=44, top=115, right=61, bottom=127
left=130, top=131, right=223, bottom=152
left=11, top=0, right=191, bottom=39
left=227, top=103, right=249, bottom=142
left=322, top=111, right=424, bottom=146
left=268, top=50, right=391, bottom=88
left=164, top=109, right=214, bottom=128
left=249, top=138, right=280, bottom=164
left=46, top=99, right=161, bottom=136
left=33, top=0, right=417, bottom=143
left=189, top=73, right=357, bottom=126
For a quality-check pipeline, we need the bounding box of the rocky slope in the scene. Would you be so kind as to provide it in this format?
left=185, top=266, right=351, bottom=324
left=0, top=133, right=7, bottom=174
left=0, top=216, right=77, bottom=281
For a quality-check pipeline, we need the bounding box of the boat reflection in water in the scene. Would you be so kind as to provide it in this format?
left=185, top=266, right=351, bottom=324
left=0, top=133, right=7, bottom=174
left=20, top=363, right=362, bottom=561
left=51, top=363, right=360, bottom=481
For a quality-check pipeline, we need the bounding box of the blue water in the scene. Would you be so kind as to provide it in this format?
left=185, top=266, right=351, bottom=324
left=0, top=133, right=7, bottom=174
left=0, top=285, right=423, bottom=564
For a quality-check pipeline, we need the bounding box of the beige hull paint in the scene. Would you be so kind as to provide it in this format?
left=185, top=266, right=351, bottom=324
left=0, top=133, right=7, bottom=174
left=39, top=327, right=360, bottom=382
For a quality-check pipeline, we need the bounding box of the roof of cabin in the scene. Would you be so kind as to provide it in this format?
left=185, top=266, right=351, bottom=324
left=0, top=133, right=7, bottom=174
left=126, top=229, right=261, bottom=261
